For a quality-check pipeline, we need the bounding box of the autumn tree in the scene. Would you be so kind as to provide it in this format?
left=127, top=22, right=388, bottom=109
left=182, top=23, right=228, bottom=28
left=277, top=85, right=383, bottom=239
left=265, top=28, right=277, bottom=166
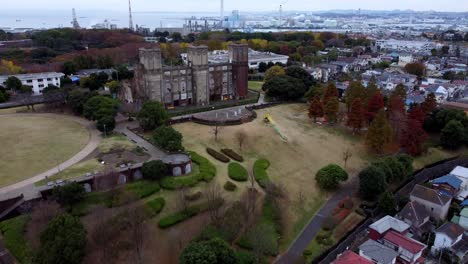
left=345, top=81, right=366, bottom=112
left=388, top=95, right=407, bottom=143
left=324, top=96, right=339, bottom=123
left=323, top=82, right=339, bottom=102
left=264, top=65, right=285, bottom=82
left=308, top=96, right=324, bottom=122
left=365, top=76, right=379, bottom=102
left=366, top=110, right=393, bottom=153
left=367, top=91, right=384, bottom=122
left=391, top=84, right=407, bottom=102
left=421, top=93, right=437, bottom=114
left=347, top=98, right=366, bottom=133
left=405, top=62, right=426, bottom=78
left=401, top=118, right=428, bottom=156
left=408, top=105, right=425, bottom=124
left=0, top=60, right=22, bottom=75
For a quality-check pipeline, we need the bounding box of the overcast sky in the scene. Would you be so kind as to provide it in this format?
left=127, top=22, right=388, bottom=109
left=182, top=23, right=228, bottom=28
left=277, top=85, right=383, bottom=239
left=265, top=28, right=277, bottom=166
left=2, top=0, right=467, bottom=12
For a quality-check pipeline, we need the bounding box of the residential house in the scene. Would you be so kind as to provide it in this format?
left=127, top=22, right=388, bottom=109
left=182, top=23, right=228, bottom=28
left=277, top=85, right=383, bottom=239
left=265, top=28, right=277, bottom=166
left=432, top=222, right=465, bottom=254
left=332, top=250, right=373, bottom=264
left=406, top=93, right=425, bottom=106
left=426, top=84, right=449, bottom=103
left=330, top=61, right=351, bottom=73
left=397, top=201, right=431, bottom=239
left=458, top=208, right=468, bottom=230
left=409, top=185, right=452, bottom=221
left=431, top=174, right=463, bottom=197
left=368, top=215, right=410, bottom=241
left=398, top=53, right=415, bottom=67
left=359, top=239, right=398, bottom=264
left=449, top=166, right=468, bottom=200
left=382, top=231, right=427, bottom=264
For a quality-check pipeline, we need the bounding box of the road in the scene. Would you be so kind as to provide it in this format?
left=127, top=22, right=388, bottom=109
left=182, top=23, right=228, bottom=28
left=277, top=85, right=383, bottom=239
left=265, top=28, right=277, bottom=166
left=275, top=179, right=358, bottom=264
left=0, top=113, right=101, bottom=200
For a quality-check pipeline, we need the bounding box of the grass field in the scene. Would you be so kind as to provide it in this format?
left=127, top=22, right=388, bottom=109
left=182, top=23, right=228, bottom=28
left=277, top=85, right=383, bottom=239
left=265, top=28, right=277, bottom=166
left=173, top=103, right=369, bottom=250
left=35, top=159, right=103, bottom=186
left=98, top=134, right=136, bottom=153
left=248, top=81, right=264, bottom=93
left=0, top=115, right=89, bottom=187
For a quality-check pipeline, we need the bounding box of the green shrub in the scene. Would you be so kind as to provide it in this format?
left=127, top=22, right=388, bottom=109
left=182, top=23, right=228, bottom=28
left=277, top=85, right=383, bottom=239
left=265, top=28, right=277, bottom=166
left=206, top=148, right=230, bottom=163
left=228, top=163, right=248, bottom=181
left=146, top=197, right=165, bottom=216
left=355, top=208, right=366, bottom=217
left=185, top=191, right=202, bottom=201
left=315, top=164, right=348, bottom=191
left=158, top=199, right=224, bottom=228
left=224, top=181, right=237, bottom=191
left=125, top=180, right=160, bottom=198
left=152, top=126, right=183, bottom=152
left=253, top=159, right=271, bottom=188
left=221, top=149, right=244, bottom=162
left=0, top=215, right=31, bottom=263
left=160, top=151, right=216, bottom=190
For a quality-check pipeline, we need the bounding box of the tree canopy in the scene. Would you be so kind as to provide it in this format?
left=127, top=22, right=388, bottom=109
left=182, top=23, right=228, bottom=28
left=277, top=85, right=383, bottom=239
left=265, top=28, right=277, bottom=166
left=141, top=160, right=168, bottom=180
left=315, top=164, right=348, bottom=191
left=180, top=238, right=238, bottom=264
left=152, top=126, right=183, bottom=152
left=263, top=76, right=307, bottom=100
left=137, top=101, right=169, bottom=131
left=359, top=165, right=387, bottom=201
left=83, top=95, right=119, bottom=121
left=264, top=65, right=285, bottom=83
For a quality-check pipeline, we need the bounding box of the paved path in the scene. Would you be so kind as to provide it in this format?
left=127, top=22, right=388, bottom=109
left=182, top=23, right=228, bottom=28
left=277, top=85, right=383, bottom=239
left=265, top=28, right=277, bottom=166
left=275, top=180, right=358, bottom=264
left=0, top=113, right=101, bottom=200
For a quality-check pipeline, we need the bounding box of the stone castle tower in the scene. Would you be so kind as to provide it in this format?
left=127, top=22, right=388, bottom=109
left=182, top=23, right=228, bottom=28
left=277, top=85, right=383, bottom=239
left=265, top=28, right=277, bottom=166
left=187, top=46, right=210, bottom=105
left=138, top=48, right=163, bottom=101
left=229, top=43, right=249, bottom=99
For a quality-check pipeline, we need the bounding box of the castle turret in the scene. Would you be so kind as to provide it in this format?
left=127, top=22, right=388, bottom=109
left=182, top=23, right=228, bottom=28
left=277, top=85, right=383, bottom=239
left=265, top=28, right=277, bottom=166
left=138, top=48, right=163, bottom=101
left=187, top=46, right=210, bottom=105
left=229, top=43, right=249, bottom=98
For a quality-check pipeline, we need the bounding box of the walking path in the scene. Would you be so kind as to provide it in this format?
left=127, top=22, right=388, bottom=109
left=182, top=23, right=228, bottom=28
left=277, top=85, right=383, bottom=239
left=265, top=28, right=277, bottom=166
left=0, top=113, right=101, bottom=200
left=275, top=179, right=358, bottom=264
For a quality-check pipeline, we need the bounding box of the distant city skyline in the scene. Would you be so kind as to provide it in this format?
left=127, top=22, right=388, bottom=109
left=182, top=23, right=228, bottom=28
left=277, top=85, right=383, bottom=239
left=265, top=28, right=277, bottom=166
left=2, top=0, right=468, bottom=13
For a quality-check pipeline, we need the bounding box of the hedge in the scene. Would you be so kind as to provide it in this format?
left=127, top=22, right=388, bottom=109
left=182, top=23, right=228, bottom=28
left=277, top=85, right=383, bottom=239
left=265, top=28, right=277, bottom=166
left=228, top=163, right=248, bottom=182
left=125, top=180, right=161, bottom=198
left=206, top=148, right=230, bottom=163
left=253, top=159, right=271, bottom=188
left=0, top=215, right=31, bottom=264
left=224, top=181, right=237, bottom=191
left=160, top=151, right=217, bottom=190
left=158, top=198, right=224, bottom=228
left=185, top=191, right=202, bottom=201
left=221, top=149, right=244, bottom=162
left=146, top=197, right=166, bottom=216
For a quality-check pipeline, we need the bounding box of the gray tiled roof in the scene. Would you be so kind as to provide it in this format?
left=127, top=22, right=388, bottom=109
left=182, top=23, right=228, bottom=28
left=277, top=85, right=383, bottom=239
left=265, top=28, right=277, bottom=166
left=359, top=239, right=398, bottom=264
left=410, top=185, right=451, bottom=206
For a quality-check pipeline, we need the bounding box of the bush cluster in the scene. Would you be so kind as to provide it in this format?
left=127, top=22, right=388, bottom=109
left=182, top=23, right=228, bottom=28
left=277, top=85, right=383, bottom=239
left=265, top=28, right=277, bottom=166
left=184, top=191, right=202, bottom=201
left=160, top=151, right=216, bottom=190
left=228, top=163, right=248, bottom=181
left=221, top=149, right=244, bottom=162
left=125, top=180, right=161, bottom=198
left=206, top=148, right=230, bottom=163
left=253, top=159, right=271, bottom=188
left=224, top=181, right=237, bottom=191
left=158, top=198, right=224, bottom=228
left=145, top=197, right=165, bottom=216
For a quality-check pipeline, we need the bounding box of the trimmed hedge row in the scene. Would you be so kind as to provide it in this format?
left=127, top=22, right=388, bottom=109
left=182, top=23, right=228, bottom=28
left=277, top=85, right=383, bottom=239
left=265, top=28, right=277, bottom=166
left=253, top=159, right=271, bottom=188
left=125, top=180, right=161, bottom=198
left=160, top=151, right=217, bottom=190
left=221, top=149, right=244, bottom=162
left=158, top=198, right=224, bottom=228
left=224, top=181, right=237, bottom=191
left=146, top=197, right=165, bottom=216
left=228, top=163, right=248, bottom=182
left=206, top=148, right=230, bottom=163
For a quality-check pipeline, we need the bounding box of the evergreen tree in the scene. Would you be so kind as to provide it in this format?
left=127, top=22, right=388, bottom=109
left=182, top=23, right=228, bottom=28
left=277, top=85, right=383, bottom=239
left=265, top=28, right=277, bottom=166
left=308, top=96, right=324, bottom=122
left=359, top=165, right=387, bottom=201
left=347, top=98, right=366, bottom=133
left=345, top=81, right=366, bottom=112
left=366, top=110, right=393, bottom=153
left=441, top=120, right=465, bottom=150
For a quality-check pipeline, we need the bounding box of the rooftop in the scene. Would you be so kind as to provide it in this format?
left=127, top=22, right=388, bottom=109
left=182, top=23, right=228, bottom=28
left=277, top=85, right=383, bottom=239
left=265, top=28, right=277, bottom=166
left=0, top=72, right=64, bottom=82
left=436, top=222, right=465, bottom=241
left=410, top=185, right=452, bottom=206
left=369, top=215, right=410, bottom=235
left=383, top=231, right=426, bottom=254
left=432, top=174, right=463, bottom=190
left=398, top=201, right=430, bottom=227
left=333, top=250, right=373, bottom=264
left=359, top=239, right=398, bottom=264
left=451, top=166, right=468, bottom=179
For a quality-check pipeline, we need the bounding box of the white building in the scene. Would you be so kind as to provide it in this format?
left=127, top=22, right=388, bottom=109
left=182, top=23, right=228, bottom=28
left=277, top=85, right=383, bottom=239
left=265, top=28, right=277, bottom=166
left=432, top=222, right=464, bottom=253
left=0, top=72, right=64, bottom=95
left=398, top=53, right=414, bottom=67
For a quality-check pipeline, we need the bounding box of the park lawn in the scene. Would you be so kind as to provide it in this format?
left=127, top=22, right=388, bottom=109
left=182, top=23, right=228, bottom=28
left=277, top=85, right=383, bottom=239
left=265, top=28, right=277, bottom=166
left=0, top=215, right=32, bottom=264
left=98, top=134, right=136, bottom=153
left=173, top=103, right=369, bottom=252
left=248, top=81, right=264, bottom=93
left=0, top=115, right=89, bottom=187
left=413, top=147, right=468, bottom=170
left=0, top=104, right=46, bottom=114
left=35, top=159, right=103, bottom=186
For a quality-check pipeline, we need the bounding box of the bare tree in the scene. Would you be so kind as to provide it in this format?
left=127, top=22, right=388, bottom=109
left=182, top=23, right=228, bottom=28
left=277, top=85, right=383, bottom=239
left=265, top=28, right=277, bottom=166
left=297, top=188, right=306, bottom=210
left=26, top=200, right=61, bottom=249
left=342, top=149, right=353, bottom=169
left=247, top=223, right=276, bottom=261
left=205, top=183, right=224, bottom=226
left=90, top=213, right=121, bottom=263
left=212, top=122, right=223, bottom=141
left=235, top=130, right=248, bottom=151
left=177, top=187, right=190, bottom=213
left=127, top=206, right=147, bottom=264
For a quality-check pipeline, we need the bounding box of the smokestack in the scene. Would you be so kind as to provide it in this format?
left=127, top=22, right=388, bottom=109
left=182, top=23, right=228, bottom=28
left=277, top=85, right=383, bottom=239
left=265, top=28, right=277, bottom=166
left=279, top=4, right=282, bottom=29
left=128, top=0, right=134, bottom=31
left=220, top=0, right=224, bottom=27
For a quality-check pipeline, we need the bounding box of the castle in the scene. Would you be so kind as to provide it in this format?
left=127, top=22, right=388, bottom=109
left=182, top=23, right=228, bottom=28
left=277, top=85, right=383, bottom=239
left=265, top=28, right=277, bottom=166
left=133, top=43, right=249, bottom=108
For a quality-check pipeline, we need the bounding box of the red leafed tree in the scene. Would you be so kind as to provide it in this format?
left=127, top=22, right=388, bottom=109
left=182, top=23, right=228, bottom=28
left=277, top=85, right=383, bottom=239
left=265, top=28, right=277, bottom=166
left=408, top=105, right=425, bottom=124
left=367, top=91, right=384, bottom=122
left=308, top=96, right=324, bottom=122
left=323, top=82, right=339, bottom=102
left=401, top=118, right=428, bottom=156
left=347, top=98, right=366, bottom=133
left=388, top=96, right=407, bottom=143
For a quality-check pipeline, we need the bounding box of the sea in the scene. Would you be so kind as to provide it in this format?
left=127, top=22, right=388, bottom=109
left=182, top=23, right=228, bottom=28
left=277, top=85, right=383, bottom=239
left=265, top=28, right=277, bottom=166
left=0, top=10, right=219, bottom=30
